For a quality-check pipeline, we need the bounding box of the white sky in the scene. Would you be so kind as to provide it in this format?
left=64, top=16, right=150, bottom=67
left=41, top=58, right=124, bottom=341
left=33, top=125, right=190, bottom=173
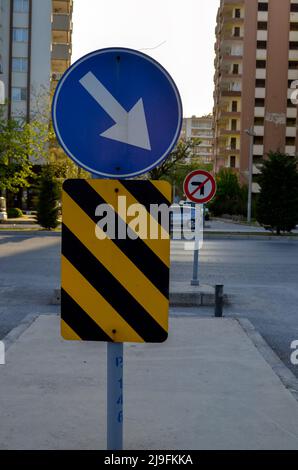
left=72, top=0, right=220, bottom=118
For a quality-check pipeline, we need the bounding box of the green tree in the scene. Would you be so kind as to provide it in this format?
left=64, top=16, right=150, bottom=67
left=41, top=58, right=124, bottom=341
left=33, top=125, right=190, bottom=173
left=208, top=168, right=246, bottom=216
left=147, top=138, right=213, bottom=199
left=0, top=112, right=35, bottom=195
left=256, top=151, right=298, bottom=234
left=148, top=139, right=199, bottom=180
left=36, top=165, right=60, bottom=230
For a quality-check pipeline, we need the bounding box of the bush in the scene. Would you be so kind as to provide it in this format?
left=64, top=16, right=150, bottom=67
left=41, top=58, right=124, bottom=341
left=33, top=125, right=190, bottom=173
left=36, top=166, right=60, bottom=230
left=256, top=152, right=298, bottom=234
left=7, top=207, right=23, bottom=219
left=208, top=168, right=247, bottom=217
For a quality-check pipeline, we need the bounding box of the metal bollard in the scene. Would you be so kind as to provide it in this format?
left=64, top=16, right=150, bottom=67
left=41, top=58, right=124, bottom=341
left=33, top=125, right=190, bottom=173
left=215, top=284, right=224, bottom=317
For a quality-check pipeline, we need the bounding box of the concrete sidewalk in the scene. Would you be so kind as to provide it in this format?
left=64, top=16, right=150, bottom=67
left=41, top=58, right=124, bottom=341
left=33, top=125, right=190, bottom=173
left=1, top=315, right=298, bottom=450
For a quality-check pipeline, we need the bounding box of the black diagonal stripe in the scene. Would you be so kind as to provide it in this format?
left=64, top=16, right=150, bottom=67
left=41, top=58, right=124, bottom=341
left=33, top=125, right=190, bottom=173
left=120, top=180, right=172, bottom=230
left=63, top=179, right=169, bottom=299
left=62, top=224, right=168, bottom=343
left=121, top=180, right=171, bottom=207
left=61, top=289, right=112, bottom=342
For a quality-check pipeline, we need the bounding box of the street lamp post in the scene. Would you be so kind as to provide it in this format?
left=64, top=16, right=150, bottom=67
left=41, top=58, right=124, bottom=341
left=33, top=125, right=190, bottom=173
left=245, top=127, right=255, bottom=224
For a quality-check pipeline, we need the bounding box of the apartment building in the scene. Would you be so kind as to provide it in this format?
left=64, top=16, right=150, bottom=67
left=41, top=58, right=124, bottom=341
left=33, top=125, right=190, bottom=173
left=213, top=0, right=298, bottom=189
left=181, top=115, right=214, bottom=165
left=0, top=0, right=72, bottom=122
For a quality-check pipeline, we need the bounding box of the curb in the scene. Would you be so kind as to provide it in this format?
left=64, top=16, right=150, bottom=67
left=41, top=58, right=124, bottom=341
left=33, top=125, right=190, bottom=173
left=238, top=318, right=298, bottom=402
left=169, top=291, right=229, bottom=307
left=52, top=288, right=229, bottom=307
left=203, top=233, right=298, bottom=241
left=2, top=313, right=39, bottom=351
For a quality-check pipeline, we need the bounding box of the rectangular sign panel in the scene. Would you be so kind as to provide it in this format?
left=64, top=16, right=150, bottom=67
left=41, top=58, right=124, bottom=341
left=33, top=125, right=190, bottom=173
left=61, top=179, right=171, bottom=343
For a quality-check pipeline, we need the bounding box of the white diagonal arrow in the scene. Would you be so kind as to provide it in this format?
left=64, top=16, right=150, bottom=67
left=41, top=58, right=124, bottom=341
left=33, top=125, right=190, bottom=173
left=79, top=71, right=151, bottom=151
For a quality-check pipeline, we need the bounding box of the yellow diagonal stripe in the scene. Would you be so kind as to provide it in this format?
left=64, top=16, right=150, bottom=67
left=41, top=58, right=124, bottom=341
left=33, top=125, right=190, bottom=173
left=61, top=319, right=81, bottom=340
left=62, top=256, right=144, bottom=343
left=87, top=180, right=170, bottom=267
left=62, top=191, right=168, bottom=332
left=150, top=180, right=172, bottom=204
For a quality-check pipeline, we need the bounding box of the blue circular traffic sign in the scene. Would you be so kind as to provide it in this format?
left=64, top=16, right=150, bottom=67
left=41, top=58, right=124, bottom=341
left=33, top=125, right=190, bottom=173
left=52, top=48, right=183, bottom=178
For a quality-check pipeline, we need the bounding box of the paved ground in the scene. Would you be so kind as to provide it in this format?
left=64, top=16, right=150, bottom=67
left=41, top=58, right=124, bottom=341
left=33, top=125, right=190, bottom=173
left=1, top=315, right=298, bottom=450
left=0, top=229, right=297, bottom=380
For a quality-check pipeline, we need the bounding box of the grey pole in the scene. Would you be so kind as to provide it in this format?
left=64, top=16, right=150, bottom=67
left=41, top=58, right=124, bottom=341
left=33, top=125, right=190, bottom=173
left=215, top=285, right=224, bottom=317
left=191, top=204, right=200, bottom=286
left=92, top=174, right=123, bottom=450
left=246, top=127, right=254, bottom=224
left=107, top=341, right=123, bottom=450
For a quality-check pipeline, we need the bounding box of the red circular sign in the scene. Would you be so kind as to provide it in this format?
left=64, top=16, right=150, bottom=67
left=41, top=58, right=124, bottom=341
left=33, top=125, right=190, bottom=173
left=183, top=170, right=216, bottom=204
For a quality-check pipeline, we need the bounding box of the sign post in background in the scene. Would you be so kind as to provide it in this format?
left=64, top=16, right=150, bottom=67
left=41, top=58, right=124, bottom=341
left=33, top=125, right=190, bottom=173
left=53, top=47, right=182, bottom=450
left=184, top=170, right=217, bottom=286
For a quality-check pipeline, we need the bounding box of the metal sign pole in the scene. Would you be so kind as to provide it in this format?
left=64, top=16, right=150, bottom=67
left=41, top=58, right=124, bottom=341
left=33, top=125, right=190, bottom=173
left=191, top=204, right=200, bottom=286
left=107, top=342, right=123, bottom=450
left=91, top=174, right=123, bottom=450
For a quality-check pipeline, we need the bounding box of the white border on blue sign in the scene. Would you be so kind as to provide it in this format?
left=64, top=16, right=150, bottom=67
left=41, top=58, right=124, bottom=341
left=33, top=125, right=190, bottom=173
left=52, top=47, right=183, bottom=179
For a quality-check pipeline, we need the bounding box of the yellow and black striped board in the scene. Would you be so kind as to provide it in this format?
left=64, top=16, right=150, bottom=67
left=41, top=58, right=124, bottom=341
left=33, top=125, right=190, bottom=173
left=61, top=179, right=172, bottom=343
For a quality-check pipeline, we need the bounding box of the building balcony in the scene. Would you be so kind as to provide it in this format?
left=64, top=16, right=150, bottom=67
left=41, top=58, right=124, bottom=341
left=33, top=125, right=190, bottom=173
left=219, top=110, right=241, bottom=119
left=287, top=108, right=297, bottom=119
left=51, top=58, right=70, bottom=72
left=287, top=126, right=297, bottom=138
left=221, top=89, right=241, bottom=97
left=220, top=128, right=240, bottom=136
left=221, top=52, right=243, bottom=61
left=52, top=43, right=71, bottom=60
left=220, top=15, right=244, bottom=29
left=219, top=147, right=240, bottom=155
left=53, top=0, right=73, bottom=14
left=52, top=14, right=72, bottom=31
left=253, top=145, right=264, bottom=156
left=285, top=145, right=296, bottom=155
left=221, top=70, right=242, bottom=79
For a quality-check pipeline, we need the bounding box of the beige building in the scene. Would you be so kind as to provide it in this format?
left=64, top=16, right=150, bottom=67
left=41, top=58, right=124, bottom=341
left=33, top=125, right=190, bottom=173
left=213, top=0, right=298, bottom=188
left=0, top=0, right=72, bottom=122
left=181, top=115, right=214, bottom=164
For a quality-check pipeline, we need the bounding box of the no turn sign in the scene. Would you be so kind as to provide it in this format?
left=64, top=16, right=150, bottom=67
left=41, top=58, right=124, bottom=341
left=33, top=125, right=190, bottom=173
left=184, top=170, right=216, bottom=204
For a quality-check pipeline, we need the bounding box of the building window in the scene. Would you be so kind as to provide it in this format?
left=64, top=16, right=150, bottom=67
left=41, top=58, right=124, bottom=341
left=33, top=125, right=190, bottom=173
left=257, top=22, right=268, bottom=30
left=258, top=2, right=268, bottom=11
left=13, top=0, right=29, bottom=12
left=256, top=60, right=266, bottom=69
left=287, top=118, right=296, bottom=127
left=289, top=42, right=298, bottom=50
left=256, top=79, right=266, bottom=87
left=288, top=98, right=297, bottom=108
left=231, top=119, right=237, bottom=131
left=254, top=136, right=263, bottom=145
left=289, top=61, right=298, bottom=69
left=230, top=156, right=236, bottom=168
left=290, top=23, right=298, bottom=31
left=254, top=117, right=264, bottom=126
left=257, top=41, right=267, bottom=49
left=12, top=58, right=28, bottom=72
left=234, top=8, right=241, bottom=19
left=286, top=137, right=296, bottom=146
left=232, top=101, right=238, bottom=112
left=232, top=64, right=239, bottom=75
left=12, top=28, right=28, bottom=42
left=234, top=27, right=241, bottom=37
left=290, top=3, right=298, bottom=12
left=11, top=87, right=27, bottom=101
left=230, top=137, right=237, bottom=150
left=255, top=98, right=265, bottom=107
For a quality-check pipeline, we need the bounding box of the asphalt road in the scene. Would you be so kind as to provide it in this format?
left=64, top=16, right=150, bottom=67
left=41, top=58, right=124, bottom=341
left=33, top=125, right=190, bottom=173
left=0, top=230, right=297, bottom=379
left=171, top=238, right=298, bottom=377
